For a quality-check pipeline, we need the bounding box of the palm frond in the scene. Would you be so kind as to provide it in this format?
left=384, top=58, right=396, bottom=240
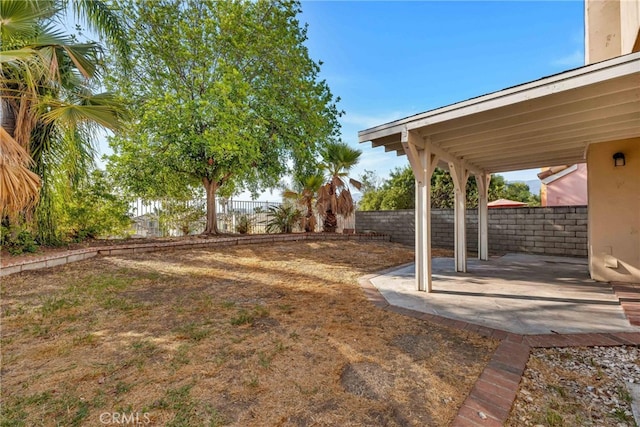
left=0, top=0, right=58, bottom=46
left=331, top=175, right=345, bottom=190
left=13, top=91, right=37, bottom=150
left=316, top=183, right=331, bottom=216
left=69, top=0, right=131, bottom=64
left=0, top=47, right=38, bottom=64
left=31, top=24, right=77, bottom=47
left=282, top=189, right=299, bottom=201
left=298, top=173, right=324, bottom=194
left=336, top=188, right=354, bottom=217
left=41, top=93, right=124, bottom=130
left=349, top=177, right=362, bottom=191
left=62, top=43, right=100, bottom=79
left=0, top=126, right=41, bottom=217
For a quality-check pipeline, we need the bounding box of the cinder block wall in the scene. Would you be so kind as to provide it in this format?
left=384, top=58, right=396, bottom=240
left=355, top=206, right=588, bottom=257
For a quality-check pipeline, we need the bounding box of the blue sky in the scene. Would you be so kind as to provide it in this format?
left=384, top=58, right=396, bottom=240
left=296, top=0, right=585, bottom=191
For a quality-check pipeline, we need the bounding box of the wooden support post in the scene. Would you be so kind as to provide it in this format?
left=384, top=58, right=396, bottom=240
left=476, top=173, right=491, bottom=261
left=402, top=128, right=437, bottom=292
left=449, top=161, right=469, bottom=273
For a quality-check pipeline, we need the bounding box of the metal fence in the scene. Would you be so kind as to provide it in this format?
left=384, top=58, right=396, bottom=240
left=129, top=198, right=355, bottom=237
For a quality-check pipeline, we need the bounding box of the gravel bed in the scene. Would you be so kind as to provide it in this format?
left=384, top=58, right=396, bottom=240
left=507, top=346, right=640, bottom=427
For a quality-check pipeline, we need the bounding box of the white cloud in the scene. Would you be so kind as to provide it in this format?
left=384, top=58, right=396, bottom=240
left=551, top=50, right=584, bottom=68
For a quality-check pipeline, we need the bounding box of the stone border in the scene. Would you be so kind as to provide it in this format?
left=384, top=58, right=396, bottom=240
left=357, top=271, right=640, bottom=427
left=1, top=233, right=389, bottom=277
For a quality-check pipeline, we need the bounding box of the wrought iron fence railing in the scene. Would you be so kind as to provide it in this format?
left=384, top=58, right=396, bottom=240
left=128, top=198, right=355, bottom=237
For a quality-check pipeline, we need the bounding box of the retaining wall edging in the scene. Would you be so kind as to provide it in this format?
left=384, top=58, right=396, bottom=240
left=0, top=233, right=390, bottom=277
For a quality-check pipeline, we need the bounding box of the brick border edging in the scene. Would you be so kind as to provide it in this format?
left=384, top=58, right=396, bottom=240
left=612, top=282, right=640, bottom=326
left=0, top=233, right=390, bottom=277
left=357, top=272, right=640, bottom=427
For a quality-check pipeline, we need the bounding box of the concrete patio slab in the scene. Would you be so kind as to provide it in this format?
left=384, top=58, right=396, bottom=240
left=370, top=254, right=640, bottom=335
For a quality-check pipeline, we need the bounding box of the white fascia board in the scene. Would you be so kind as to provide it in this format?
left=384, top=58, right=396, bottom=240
left=541, top=164, right=579, bottom=184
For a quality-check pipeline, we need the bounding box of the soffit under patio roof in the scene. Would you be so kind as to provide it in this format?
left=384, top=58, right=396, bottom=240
left=358, top=52, right=640, bottom=174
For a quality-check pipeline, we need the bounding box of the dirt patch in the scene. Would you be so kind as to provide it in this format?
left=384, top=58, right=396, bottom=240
left=341, top=362, right=394, bottom=400
left=1, top=240, right=497, bottom=426
left=392, top=334, right=436, bottom=361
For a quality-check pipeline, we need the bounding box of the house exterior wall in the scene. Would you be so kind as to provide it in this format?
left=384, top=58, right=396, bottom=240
left=587, top=138, right=640, bottom=283
left=586, top=0, right=640, bottom=64
left=546, top=163, right=589, bottom=206
left=621, top=0, right=640, bottom=53
left=583, top=1, right=640, bottom=283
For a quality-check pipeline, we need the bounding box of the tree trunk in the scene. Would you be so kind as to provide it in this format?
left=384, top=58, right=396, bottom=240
left=1, top=99, right=16, bottom=138
left=323, top=182, right=337, bottom=232
left=305, top=198, right=314, bottom=232
left=323, top=211, right=337, bottom=232
left=203, top=177, right=219, bottom=234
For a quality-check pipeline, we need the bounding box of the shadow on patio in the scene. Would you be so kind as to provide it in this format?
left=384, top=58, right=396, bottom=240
left=370, top=253, right=640, bottom=335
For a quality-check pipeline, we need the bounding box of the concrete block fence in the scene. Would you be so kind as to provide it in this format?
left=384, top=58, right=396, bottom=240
left=356, top=206, right=588, bottom=257
left=0, top=233, right=389, bottom=277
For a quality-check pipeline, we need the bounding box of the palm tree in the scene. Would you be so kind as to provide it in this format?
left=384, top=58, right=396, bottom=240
left=0, top=0, right=127, bottom=241
left=283, top=171, right=324, bottom=232
left=316, top=142, right=362, bottom=233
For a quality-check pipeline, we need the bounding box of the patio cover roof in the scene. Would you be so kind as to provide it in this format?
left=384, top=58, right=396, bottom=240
left=358, top=52, right=640, bottom=174
left=358, top=51, right=640, bottom=293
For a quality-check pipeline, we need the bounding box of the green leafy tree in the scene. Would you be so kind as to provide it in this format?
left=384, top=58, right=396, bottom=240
left=316, top=142, right=362, bottom=232
left=358, top=165, right=528, bottom=210
left=505, top=182, right=541, bottom=206
left=358, top=169, right=382, bottom=195
left=380, top=167, right=415, bottom=210
left=430, top=168, right=458, bottom=208
left=359, top=166, right=414, bottom=210
left=107, top=0, right=341, bottom=234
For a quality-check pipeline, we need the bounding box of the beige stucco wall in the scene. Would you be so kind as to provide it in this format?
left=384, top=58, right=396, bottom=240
left=587, top=138, right=640, bottom=282
left=621, top=0, right=640, bottom=53
left=586, top=0, right=640, bottom=64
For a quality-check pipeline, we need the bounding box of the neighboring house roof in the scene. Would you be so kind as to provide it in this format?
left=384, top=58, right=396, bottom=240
left=538, top=164, right=579, bottom=184
left=537, top=165, right=570, bottom=180
left=487, top=199, right=528, bottom=208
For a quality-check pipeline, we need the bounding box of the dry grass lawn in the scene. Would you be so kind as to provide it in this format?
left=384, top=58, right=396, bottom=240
left=1, top=240, right=498, bottom=426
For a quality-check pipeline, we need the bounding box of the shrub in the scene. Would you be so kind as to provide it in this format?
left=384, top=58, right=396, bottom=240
left=235, top=215, right=253, bottom=234
left=157, top=199, right=205, bottom=236
left=59, top=170, right=132, bottom=241
left=265, top=205, right=301, bottom=234
left=1, top=224, right=39, bottom=255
